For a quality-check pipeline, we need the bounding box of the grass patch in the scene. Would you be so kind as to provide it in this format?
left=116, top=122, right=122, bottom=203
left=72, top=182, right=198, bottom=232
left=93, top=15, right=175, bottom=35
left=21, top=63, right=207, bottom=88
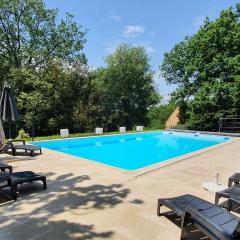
left=25, top=128, right=160, bottom=142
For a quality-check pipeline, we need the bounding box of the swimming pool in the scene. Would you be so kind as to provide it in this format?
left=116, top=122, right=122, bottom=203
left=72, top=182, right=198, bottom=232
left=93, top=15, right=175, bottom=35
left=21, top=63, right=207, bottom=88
left=33, top=131, right=232, bottom=170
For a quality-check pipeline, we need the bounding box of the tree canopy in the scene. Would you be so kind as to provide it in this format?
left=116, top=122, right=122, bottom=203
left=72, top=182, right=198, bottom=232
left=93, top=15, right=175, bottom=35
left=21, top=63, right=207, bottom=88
left=93, top=44, right=160, bottom=131
left=0, top=0, right=86, bottom=74
left=0, top=0, right=161, bottom=137
left=0, top=0, right=89, bottom=136
left=161, top=4, right=240, bottom=130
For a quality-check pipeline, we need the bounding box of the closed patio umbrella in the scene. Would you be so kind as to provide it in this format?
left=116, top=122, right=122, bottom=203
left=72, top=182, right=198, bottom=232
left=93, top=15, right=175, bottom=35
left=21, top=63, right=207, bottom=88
left=0, top=81, right=19, bottom=139
left=0, top=119, right=6, bottom=149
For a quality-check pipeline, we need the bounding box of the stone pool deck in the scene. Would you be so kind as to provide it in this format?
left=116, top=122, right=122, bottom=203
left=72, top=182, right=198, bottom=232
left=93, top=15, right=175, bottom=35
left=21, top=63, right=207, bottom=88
left=0, top=138, right=240, bottom=240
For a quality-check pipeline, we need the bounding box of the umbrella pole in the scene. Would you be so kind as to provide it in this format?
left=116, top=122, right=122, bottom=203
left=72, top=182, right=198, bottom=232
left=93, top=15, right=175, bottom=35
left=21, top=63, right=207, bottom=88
left=8, top=121, right=11, bottom=140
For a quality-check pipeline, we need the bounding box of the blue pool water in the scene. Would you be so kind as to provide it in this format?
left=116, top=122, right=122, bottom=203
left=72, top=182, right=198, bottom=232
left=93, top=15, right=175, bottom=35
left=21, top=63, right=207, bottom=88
left=33, top=131, right=232, bottom=170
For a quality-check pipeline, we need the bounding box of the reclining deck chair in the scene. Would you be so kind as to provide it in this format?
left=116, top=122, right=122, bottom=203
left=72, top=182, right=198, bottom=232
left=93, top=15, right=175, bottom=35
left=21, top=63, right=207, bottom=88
left=157, top=194, right=240, bottom=240
left=0, top=139, right=41, bottom=157
left=0, top=165, right=46, bottom=200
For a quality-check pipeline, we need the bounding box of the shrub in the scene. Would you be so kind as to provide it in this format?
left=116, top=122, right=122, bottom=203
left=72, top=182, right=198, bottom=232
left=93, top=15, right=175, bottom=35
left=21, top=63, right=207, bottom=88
left=16, top=129, right=30, bottom=140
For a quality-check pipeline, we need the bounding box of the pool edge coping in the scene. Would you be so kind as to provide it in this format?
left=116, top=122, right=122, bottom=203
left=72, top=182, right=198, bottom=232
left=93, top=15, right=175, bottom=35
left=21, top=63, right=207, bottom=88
left=133, top=137, right=240, bottom=178
left=35, top=137, right=238, bottom=178
left=29, top=130, right=162, bottom=143
left=30, top=129, right=240, bottom=144
left=28, top=131, right=240, bottom=177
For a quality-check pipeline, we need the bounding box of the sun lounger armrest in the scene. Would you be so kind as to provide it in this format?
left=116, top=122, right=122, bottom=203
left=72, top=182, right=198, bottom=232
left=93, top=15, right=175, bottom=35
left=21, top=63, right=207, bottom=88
left=229, top=198, right=240, bottom=205
left=215, top=185, right=240, bottom=206
left=9, top=140, right=26, bottom=145
left=227, top=198, right=240, bottom=211
left=215, top=185, right=240, bottom=205
left=183, top=207, right=234, bottom=240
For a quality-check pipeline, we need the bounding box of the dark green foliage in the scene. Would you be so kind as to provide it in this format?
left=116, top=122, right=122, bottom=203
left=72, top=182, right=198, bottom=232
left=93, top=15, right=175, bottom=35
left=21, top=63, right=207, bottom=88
left=93, top=44, right=160, bottom=131
left=0, top=0, right=86, bottom=75
left=2, top=1, right=240, bottom=135
left=148, top=103, right=176, bottom=129
left=72, top=69, right=104, bottom=133
left=161, top=4, right=240, bottom=130
left=0, top=0, right=89, bottom=136
left=0, top=1, right=160, bottom=136
left=14, top=61, right=97, bottom=135
left=187, top=77, right=240, bottom=130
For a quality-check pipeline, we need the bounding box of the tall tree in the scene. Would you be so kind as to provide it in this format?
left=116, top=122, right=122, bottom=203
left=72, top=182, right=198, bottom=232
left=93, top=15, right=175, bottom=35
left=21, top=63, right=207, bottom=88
left=16, top=60, right=95, bottom=135
left=161, top=4, right=240, bottom=130
left=94, top=44, right=160, bottom=130
left=71, top=65, right=104, bottom=133
left=0, top=0, right=87, bottom=136
left=0, top=0, right=86, bottom=80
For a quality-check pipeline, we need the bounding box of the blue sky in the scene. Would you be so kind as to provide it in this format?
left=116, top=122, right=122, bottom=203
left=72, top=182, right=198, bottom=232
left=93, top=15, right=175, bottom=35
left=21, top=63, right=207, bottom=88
left=44, top=0, right=239, bottom=100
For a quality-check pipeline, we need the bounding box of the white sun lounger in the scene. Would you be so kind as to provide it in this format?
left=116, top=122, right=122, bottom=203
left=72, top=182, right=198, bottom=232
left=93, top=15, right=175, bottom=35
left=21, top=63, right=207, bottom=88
left=119, top=127, right=126, bottom=133
left=136, top=126, right=144, bottom=131
left=60, top=129, right=69, bottom=138
left=95, top=128, right=103, bottom=135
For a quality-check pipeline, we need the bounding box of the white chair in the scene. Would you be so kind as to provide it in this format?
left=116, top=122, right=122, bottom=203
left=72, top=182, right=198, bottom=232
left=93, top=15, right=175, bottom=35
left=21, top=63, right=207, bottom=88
left=119, top=127, right=126, bottom=133
left=60, top=129, right=69, bottom=138
left=95, top=128, right=103, bottom=135
left=136, top=126, right=144, bottom=132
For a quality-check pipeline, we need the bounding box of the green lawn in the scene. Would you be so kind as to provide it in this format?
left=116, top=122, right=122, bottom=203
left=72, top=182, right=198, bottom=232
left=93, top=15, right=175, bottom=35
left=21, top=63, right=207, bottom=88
left=26, top=128, right=160, bottom=142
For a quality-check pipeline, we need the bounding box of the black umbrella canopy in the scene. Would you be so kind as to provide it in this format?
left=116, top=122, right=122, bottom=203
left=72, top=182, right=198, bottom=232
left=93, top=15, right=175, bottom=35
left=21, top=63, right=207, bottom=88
left=0, top=81, right=19, bottom=138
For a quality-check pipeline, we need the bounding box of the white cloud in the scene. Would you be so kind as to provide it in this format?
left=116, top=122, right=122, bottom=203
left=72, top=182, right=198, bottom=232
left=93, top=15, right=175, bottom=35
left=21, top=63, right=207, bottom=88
left=132, top=42, right=156, bottom=55
left=145, top=45, right=156, bottom=54
left=123, top=25, right=145, bottom=38
left=107, top=11, right=121, bottom=21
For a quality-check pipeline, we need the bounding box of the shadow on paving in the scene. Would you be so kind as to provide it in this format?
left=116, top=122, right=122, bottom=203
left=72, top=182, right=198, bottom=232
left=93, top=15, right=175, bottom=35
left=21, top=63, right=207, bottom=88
left=160, top=211, right=210, bottom=240
left=0, top=155, right=40, bottom=163
left=0, top=172, right=144, bottom=239
left=1, top=219, right=114, bottom=240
